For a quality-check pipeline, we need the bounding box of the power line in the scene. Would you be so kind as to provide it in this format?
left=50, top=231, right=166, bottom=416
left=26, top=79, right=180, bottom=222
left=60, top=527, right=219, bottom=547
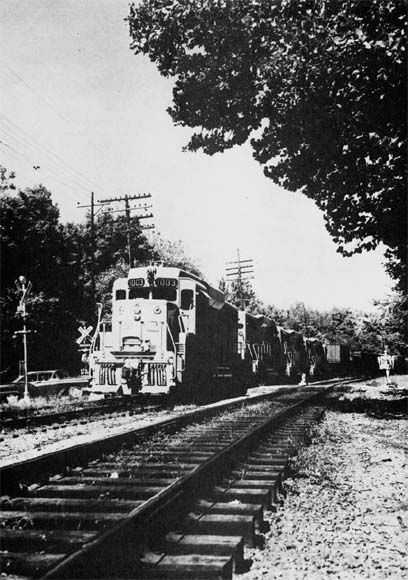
left=0, top=61, right=74, bottom=126
left=0, top=115, right=108, bottom=199
left=0, top=125, right=92, bottom=200
left=0, top=62, right=116, bottom=184
left=98, top=194, right=155, bottom=267
left=0, top=125, right=93, bottom=202
left=0, top=137, right=95, bottom=199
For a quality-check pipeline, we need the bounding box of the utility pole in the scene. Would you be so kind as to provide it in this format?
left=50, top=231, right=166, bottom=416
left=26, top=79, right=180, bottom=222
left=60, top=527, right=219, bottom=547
left=303, top=303, right=309, bottom=337
left=14, top=276, right=32, bottom=401
left=124, top=196, right=132, bottom=268
left=97, top=194, right=154, bottom=268
left=90, top=191, right=96, bottom=312
left=225, top=249, right=254, bottom=310
left=77, top=192, right=106, bottom=318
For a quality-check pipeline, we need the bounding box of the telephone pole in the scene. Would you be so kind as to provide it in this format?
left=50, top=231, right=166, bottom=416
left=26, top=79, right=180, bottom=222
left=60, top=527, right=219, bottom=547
left=97, top=194, right=154, bottom=267
left=225, top=249, right=254, bottom=310
left=77, top=192, right=106, bottom=316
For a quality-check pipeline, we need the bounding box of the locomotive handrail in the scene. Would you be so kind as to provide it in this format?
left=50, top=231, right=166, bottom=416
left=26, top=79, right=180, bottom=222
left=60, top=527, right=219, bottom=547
left=176, top=341, right=186, bottom=371
left=178, top=314, right=186, bottom=333
left=90, top=303, right=103, bottom=354
left=166, top=322, right=177, bottom=354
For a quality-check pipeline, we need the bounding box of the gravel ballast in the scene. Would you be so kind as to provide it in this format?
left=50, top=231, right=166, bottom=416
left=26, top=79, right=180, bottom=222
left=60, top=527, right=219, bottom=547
left=243, top=410, right=408, bottom=580
left=0, top=386, right=288, bottom=467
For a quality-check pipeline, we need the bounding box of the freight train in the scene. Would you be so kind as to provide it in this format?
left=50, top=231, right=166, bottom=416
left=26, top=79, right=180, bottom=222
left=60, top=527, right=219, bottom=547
left=87, top=265, right=377, bottom=401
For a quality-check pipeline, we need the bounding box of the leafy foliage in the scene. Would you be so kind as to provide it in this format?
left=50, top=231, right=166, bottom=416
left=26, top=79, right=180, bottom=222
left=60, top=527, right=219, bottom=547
left=0, top=184, right=80, bottom=377
left=219, top=277, right=257, bottom=310
left=371, top=291, right=408, bottom=353
left=0, top=166, right=16, bottom=192
left=150, top=234, right=203, bottom=277
left=128, top=0, right=407, bottom=288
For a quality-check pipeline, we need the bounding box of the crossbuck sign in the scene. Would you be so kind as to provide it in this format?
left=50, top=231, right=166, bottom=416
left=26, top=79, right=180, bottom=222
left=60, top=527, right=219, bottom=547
left=76, top=325, right=93, bottom=345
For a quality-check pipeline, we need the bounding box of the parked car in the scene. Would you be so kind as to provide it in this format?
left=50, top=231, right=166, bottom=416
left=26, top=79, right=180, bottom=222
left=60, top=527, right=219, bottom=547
left=0, top=370, right=89, bottom=401
left=0, top=379, right=37, bottom=402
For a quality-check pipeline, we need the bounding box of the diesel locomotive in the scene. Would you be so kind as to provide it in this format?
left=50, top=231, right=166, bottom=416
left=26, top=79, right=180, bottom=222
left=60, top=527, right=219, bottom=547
left=89, top=265, right=247, bottom=399
left=87, top=265, right=375, bottom=400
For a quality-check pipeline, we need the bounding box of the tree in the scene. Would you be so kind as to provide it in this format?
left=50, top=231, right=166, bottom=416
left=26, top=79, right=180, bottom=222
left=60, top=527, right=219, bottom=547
left=0, top=183, right=158, bottom=378
left=371, top=291, right=407, bottom=354
left=128, top=0, right=407, bottom=289
left=0, top=184, right=82, bottom=378
left=219, top=277, right=257, bottom=310
left=70, top=211, right=155, bottom=314
left=0, top=165, right=16, bottom=192
left=0, top=185, right=61, bottom=292
left=92, top=211, right=152, bottom=275
left=150, top=234, right=203, bottom=277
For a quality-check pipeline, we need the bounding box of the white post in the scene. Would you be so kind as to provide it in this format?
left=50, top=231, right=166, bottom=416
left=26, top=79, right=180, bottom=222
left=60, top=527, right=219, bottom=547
left=22, top=318, right=29, bottom=400
left=15, top=276, right=31, bottom=401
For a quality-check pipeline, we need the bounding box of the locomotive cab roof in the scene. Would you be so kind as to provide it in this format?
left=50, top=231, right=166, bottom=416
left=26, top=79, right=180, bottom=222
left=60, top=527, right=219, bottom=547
left=114, top=265, right=226, bottom=308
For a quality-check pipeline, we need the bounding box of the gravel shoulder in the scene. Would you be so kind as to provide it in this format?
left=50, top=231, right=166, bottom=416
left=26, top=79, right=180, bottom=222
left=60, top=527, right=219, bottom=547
left=243, top=408, right=408, bottom=579
left=336, top=374, right=408, bottom=402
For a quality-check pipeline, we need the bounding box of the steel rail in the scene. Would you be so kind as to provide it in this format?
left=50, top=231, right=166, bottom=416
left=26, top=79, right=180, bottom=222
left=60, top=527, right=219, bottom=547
left=0, top=394, right=167, bottom=431
left=40, top=388, right=328, bottom=579
left=1, top=386, right=307, bottom=495
left=0, top=377, right=359, bottom=495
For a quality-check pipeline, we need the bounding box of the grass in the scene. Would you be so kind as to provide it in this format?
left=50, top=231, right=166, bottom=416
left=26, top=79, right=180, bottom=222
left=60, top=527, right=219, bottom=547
left=1, top=393, right=84, bottom=413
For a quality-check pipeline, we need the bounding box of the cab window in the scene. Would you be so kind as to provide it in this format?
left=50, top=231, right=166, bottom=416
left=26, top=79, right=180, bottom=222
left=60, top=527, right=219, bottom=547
left=129, top=288, right=150, bottom=299
left=116, top=290, right=126, bottom=300
left=181, top=289, right=194, bottom=310
left=153, top=287, right=177, bottom=301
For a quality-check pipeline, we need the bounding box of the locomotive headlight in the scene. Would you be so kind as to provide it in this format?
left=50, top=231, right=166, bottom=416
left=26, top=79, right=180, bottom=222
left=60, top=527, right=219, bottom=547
left=167, top=355, right=173, bottom=364
left=133, top=304, right=142, bottom=320
left=154, top=306, right=162, bottom=315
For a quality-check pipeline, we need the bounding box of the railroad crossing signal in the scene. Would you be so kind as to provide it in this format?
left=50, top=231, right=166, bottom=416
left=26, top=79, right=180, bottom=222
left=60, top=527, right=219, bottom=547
left=76, top=325, right=93, bottom=345
left=15, top=276, right=32, bottom=313
left=14, top=276, right=32, bottom=401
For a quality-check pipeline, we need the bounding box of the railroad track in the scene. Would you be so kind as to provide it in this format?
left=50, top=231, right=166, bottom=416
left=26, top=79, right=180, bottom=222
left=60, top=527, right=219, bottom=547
left=0, top=376, right=355, bottom=433
left=0, top=394, right=170, bottom=432
left=0, top=384, right=332, bottom=580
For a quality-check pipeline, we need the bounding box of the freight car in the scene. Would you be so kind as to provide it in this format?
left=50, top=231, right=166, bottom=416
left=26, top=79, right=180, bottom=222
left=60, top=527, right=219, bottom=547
left=87, top=265, right=376, bottom=401
left=350, top=350, right=379, bottom=377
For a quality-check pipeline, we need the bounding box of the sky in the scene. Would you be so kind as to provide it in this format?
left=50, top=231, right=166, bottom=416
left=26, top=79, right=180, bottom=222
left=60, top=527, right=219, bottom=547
left=0, top=0, right=394, bottom=312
